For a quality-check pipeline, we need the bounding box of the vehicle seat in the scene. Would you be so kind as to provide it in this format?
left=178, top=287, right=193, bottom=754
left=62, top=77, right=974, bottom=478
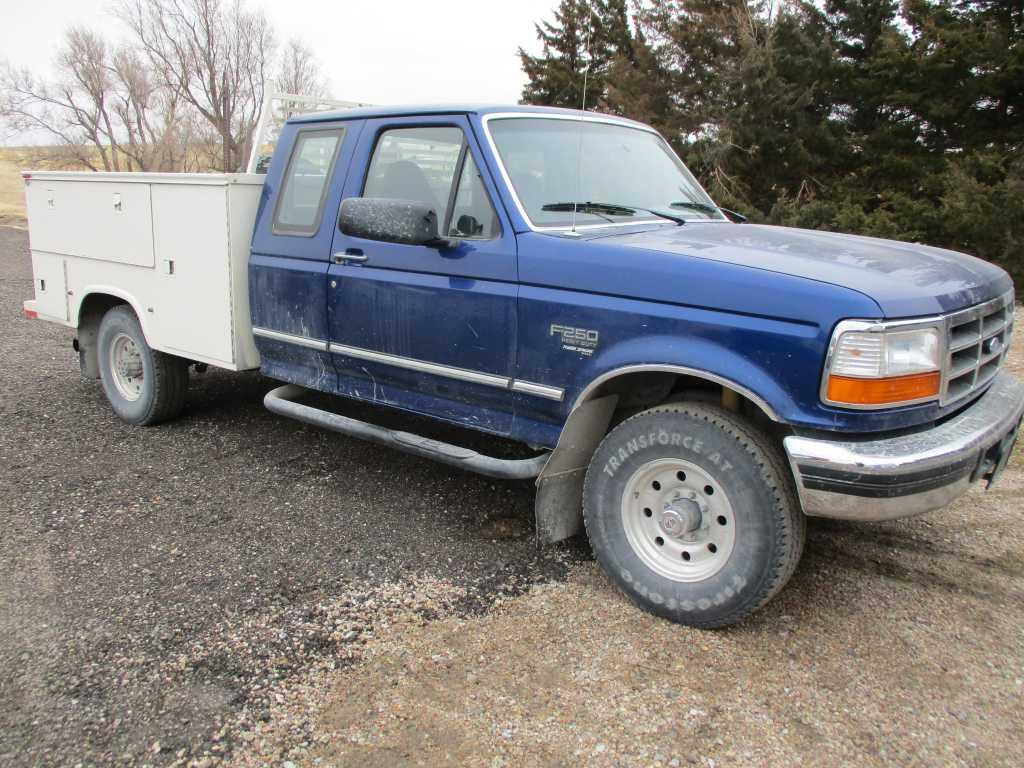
left=376, top=160, right=441, bottom=214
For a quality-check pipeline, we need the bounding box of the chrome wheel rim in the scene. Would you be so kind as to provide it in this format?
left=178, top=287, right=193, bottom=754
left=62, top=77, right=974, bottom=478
left=620, top=458, right=736, bottom=582
left=109, top=332, right=144, bottom=402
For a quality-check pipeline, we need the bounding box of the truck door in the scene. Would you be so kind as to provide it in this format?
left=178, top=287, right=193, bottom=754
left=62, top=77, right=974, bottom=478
left=327, top=115, right=518, bottom=435
left=249, top=120, right=364, bottom=391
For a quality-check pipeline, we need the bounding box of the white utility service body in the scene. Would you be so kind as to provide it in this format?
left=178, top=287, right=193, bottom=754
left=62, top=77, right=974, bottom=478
left=22, top=171, right=264, bottom=372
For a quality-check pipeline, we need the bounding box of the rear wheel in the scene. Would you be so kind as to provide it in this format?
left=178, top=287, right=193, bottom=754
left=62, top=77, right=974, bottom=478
left=583, top=403, right=805, bottom=628
left=97, top=306, right=188, bottom=425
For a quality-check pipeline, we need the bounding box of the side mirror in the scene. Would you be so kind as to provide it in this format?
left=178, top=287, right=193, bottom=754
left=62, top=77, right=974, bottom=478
left=338, top=197, right=453, bottom=247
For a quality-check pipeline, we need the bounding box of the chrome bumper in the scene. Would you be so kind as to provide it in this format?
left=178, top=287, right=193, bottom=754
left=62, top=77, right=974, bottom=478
left=783, top=371, right=1024, bottom=521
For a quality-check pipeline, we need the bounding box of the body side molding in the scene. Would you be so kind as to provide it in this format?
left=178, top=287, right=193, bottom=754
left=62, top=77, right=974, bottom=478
left=252, top=326, right=565, bottom=400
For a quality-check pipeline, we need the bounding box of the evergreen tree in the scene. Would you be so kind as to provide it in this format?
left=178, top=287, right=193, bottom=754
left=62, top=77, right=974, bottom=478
left=519, top=0, right=635, bottom=109
left=903, top=0, right=1024, bottom=153
left=602, top=24, right=680, bottom=133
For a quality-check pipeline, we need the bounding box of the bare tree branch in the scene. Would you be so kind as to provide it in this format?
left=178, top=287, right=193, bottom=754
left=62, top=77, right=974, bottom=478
left=0, top=25, right=197, bottom=172
left=117, top=0, right=275, bottom=171
left=2, top=1, right=322, bottom=174
left=276, top=38, right=329, bottom=100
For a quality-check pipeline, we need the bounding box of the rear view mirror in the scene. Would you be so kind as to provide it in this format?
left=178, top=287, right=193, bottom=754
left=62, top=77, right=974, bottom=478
left=338, top=197, right=453, bottom=247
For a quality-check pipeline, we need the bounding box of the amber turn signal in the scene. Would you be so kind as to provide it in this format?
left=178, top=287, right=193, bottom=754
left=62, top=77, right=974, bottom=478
left=826, top=371, right=940, bottom=406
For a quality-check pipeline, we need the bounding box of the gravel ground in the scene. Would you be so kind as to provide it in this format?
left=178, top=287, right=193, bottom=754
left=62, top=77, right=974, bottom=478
left=0, top=226, right=581, bottom=767
left=2, top=224, right=1022, bottom=767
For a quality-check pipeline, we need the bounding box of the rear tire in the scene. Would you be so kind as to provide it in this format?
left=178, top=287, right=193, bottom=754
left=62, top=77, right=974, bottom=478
left=583, top=403, right=805, bottom=628
left=97, top=305, right=188, bottom=425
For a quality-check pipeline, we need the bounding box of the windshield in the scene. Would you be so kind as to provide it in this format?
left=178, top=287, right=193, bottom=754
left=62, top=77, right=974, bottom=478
left=487, top=117, right=724, bottom=228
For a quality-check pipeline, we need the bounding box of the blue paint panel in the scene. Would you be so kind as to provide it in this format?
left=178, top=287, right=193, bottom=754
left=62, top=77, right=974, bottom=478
left=249, top=254, right=330, bottom=338
left=513, top=285, right=823, bottom=436
left=328, top=267, right=516, bottom=372
left=515, top=229, right=882, bottom=327
left=594, top=223, right=1012, bottom=318
left=249, top=254, right=334, bottom=392
left=332, top=364, right=513, bottom=437
left=258, top=339, right=334, bottom=394
left=325, top=114, right=519, bottom=434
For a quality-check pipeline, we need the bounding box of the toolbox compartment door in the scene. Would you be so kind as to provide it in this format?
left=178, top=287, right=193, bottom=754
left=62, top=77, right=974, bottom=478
left=149, top=183, right=235, bottom=364
left=24, top=180, right=155, bottom=268
left=29, top=251, right=68, bottom=321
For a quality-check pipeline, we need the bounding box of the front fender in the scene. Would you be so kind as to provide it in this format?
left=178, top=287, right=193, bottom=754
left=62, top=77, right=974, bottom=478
left=514, top=285, right=828, bottom=434
left=570, top=332, right=801, bottom=421
left=530, top=321, right=822, bottom=545
left=560, top=300, right=824, bottom=425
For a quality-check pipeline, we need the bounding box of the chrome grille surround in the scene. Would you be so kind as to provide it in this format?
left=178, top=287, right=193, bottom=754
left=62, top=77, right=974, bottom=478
left=941, top=290, right=1015, bottom=406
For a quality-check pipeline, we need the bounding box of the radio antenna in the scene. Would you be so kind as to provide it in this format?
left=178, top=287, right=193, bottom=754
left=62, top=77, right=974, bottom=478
left=571, top=3, right=596, bottom=234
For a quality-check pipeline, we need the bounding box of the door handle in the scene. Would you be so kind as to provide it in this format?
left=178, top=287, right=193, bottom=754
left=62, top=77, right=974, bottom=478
left=333, top=249, right=367, bottom=264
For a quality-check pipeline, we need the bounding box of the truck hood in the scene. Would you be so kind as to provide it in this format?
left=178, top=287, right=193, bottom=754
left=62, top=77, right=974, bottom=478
left=597, top=222, right=1012, bottom=317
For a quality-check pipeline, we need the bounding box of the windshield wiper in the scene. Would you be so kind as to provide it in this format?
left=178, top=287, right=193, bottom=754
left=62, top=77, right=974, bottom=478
left=541, top=201, right=685, bottom=225
left=669, top=200, right=747, bottom=222
left=669, top=200, right=720, bottom=215
left=541, top=201, right=619, bottom=223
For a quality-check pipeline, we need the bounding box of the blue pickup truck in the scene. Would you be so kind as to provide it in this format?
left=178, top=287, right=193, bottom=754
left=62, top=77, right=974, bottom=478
left=23, top=104, right=1023, bottom=628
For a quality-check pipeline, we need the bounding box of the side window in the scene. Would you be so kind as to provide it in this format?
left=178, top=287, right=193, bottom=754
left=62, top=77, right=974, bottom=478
left=273, top=127, right=344, bottom=236
left=364, top=127, right=463, bottom=216
left=363, top=125, right=499, bottom=241
left=449, top=153, right=499, bottom=238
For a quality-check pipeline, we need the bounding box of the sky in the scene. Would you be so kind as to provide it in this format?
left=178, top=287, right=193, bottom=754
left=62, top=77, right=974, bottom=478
left=0, top=0, right=558, bottom=144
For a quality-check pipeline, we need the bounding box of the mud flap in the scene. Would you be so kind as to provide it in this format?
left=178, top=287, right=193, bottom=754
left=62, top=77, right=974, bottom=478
left=534, top=395, right=618, bottom=544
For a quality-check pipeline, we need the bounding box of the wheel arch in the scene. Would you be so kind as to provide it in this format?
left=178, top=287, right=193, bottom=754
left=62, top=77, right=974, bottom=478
left=572, top=364, right=780, bottom=422
left=74, top=289, right=150, bottom=379
left=535, top=364, right=782, bottom=544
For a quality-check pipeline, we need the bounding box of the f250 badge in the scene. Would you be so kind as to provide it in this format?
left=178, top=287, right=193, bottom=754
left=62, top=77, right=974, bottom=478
left=550, top=324, right=600, bottom=356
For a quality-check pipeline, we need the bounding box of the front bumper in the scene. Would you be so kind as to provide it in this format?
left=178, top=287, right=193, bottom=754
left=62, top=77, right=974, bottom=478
left=783, top=371, right=1024, bottom=521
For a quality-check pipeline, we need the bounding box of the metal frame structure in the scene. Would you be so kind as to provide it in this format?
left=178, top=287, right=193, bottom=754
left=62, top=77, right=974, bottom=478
left=246, top=91, right=372, bottom=175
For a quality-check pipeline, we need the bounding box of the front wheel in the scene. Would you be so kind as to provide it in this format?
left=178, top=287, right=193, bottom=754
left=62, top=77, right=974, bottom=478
left=97, top=305, right=188, bottom=425
left=583, top=403, right=805, bottom=628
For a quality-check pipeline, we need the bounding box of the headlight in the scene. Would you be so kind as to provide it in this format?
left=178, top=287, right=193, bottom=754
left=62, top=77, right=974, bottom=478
left=822, top=320, right=942, bottom=408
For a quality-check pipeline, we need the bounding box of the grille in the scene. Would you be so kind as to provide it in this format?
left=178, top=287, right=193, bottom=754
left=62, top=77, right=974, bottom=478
left=941, top=291, right=1015, bottom=406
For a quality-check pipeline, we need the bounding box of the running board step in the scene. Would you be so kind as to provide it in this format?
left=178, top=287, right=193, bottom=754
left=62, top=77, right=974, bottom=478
left=264, top=384, right=551, bottom=480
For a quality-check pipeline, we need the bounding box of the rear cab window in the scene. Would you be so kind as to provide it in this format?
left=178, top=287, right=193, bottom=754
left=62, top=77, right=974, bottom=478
left=273, top=127, right=345, bottom=236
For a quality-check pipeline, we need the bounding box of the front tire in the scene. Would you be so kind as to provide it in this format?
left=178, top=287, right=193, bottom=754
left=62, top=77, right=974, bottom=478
left=583, top=403, right=805, bottom=628
left=97, top=305, right=188, bottom=425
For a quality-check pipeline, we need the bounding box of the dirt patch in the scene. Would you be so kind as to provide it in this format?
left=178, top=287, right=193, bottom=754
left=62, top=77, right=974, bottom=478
left=289, top=476, right=1024, bottom=768
left=0, top=150, right=28, bottom=221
